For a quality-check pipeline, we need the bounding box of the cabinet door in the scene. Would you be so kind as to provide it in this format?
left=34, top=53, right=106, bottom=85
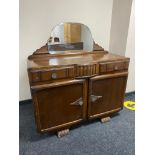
left=88, top=72, right=128, bottom=119
left=31, top=80, right=87, bottom=133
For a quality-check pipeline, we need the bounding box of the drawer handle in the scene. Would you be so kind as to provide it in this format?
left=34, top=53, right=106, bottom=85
left=91, top=95, right=102, bottom=103
left=70, top=97, right=83, bottom=106
left=51, top=73, right=57, bottom=79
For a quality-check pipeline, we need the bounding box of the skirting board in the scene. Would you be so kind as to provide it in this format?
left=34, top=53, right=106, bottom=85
left=125, top=91, right=135, bottom=96
left=19, top=91, right=135, bottom=105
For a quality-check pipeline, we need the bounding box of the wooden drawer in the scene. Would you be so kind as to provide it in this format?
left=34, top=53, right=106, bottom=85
left=29, top=67, right=75, bottom=82
left=107, top=61, right=124, bottom=72
left=99, top=61, right=129, bottom=73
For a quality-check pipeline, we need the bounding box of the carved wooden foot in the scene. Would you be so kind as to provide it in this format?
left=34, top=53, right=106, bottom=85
left=57, top=129, right=69, bottom=138
left=101, top=117, right=111, bottom=123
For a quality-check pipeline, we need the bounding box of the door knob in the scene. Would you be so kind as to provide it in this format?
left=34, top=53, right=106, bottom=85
left=51, top=73, right=57, bottom=79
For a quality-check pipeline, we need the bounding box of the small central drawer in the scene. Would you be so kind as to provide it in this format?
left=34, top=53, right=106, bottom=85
left=76, top=64, right=98, bottom=77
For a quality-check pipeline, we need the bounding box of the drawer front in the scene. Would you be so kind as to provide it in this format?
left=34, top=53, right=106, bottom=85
left=99, top=61, right=129, bottom=73
left=30, top=67, right=74, bottom=82
left=107, top=62, right=124, bottom=72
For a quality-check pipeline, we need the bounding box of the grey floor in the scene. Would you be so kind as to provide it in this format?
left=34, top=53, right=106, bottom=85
left=19, top=93, right=135, bottom=155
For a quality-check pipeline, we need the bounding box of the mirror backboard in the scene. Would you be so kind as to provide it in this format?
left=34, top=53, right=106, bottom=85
left=48, top=22, right=94, bottom=54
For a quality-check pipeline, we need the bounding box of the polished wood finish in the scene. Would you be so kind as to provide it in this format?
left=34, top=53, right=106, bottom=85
left=31, top=79, right=87, bottom=132
left=88, top=72, right=128, bottom=119
left=29, top=66, right=75, bottom=83
left=27, top=44, right=129, bottom=134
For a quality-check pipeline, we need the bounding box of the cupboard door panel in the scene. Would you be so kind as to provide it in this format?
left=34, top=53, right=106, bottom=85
left=31, top=80, right=87, bottom=132
left=88, top=72, right=128, bottom=119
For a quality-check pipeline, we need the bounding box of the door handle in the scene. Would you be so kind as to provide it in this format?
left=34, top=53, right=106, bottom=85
left=70, top=97, right=83, bottom=106
left=90, top=95, right=102, bottom=103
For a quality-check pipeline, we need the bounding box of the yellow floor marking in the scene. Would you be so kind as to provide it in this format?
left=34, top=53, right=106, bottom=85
left=124, top=101, right=135, bottom=111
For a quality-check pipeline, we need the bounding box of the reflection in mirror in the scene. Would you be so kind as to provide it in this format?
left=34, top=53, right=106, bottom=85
left=48, top=22, right=94, bottom=54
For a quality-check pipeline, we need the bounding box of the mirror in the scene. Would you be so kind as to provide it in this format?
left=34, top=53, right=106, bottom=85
left=48, top=22, right=94, bottom=54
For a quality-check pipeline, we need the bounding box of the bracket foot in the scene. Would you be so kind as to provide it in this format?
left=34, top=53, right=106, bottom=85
left=57, top=129, right=69, bottom=138
left=101, top=117, right=111, bottom=123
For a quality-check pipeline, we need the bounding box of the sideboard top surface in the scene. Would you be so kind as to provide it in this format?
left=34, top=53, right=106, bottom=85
left=28, top=50, right=129, bottom=70
left=27, top=45, right=129, bottom=69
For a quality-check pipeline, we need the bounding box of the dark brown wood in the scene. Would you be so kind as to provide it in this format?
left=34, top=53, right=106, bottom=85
left=29, top=66, right=75, bottom=83
left=88, top=72, right=128, bottom=119
left=31, top=79, right=87, bottom=133
left=27, top=44, right=130, bottom=134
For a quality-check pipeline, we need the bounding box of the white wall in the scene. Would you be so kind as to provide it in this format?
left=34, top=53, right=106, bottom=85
left=108, top=0, right=134, bottom=92
left=125, top=0, right=135, bottom=92
left=109, top=0, right=133, bottom=56
left=19, top=0, right=113, bottom=100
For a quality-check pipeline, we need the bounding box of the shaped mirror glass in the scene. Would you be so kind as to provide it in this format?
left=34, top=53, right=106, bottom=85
left=48, top=22, right=94, bottom=54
